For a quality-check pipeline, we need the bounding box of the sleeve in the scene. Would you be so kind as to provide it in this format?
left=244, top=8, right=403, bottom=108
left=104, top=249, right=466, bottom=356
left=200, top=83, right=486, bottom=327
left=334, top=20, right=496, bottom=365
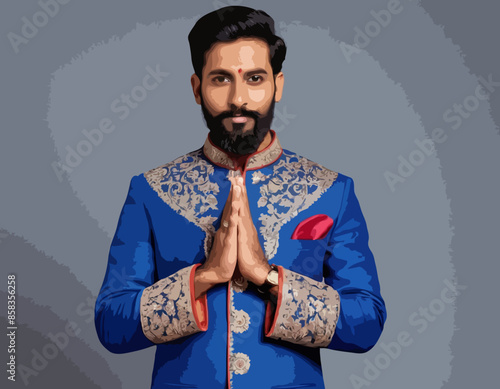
left=264, top=266, right=340, bottom=348
left=265, top=177, right=387, bottom=352
left=94, top=175, right=208, bottom=354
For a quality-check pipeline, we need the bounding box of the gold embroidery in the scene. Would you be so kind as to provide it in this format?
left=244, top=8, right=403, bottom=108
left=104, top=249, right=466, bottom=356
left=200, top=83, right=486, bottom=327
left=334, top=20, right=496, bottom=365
left=254, top=151, right=339, bottom=259
left=202, top=138, right=234, bottom=169
left=144, top=150, right=219, bottom=257
left=140, top=265, right=201, bottom=343
left=202, top=132, right=282, bottom=170
left=231, top=309, right=251, bottom=334
left=246, top=137, right=282, bottom=169
left=269, top=268, right=340, bottom=347
left=230, top=352, right=251, bottom=375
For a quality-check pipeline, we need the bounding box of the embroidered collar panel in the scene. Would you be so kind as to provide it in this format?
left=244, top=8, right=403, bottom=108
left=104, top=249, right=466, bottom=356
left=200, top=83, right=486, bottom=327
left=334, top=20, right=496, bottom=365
left=202, top=130, right=283, bottom=171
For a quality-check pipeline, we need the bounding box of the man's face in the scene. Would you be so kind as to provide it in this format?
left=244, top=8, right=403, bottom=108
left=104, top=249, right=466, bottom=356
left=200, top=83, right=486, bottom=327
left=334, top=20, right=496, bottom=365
left=192, top=38, right=284, bottom=155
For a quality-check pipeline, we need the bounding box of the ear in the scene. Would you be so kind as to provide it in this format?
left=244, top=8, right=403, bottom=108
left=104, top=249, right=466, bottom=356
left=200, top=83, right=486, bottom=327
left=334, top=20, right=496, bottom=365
left=191, top=74, right=201, bottom=105
left=274, top=72, right=284, bottom=102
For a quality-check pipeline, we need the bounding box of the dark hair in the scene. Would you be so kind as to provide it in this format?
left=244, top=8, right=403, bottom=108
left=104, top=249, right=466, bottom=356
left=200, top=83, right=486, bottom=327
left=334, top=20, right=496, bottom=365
left=188, top=6, right=287, bottom=79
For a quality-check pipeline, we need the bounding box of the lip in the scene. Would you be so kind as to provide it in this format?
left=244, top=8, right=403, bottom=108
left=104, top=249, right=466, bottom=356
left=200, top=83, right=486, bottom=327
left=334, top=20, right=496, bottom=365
left=231, top=116, right=249, bottom=123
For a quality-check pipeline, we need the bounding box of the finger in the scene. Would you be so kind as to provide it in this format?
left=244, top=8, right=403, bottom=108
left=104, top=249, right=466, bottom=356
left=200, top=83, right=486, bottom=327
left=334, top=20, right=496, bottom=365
left=233, top=176, right=249, bottom=207
left=221, top=213, right=238, bottom=265
left=220, top=204, right=238, bottom=235
left=219, top=183, right=234, bottom=230
left=223, top=172, right=241, bottom=216
left=236, top=216, right=247, bottom=238
left=236, top=176, right=244, bottom=189
left=234, top=176, right=248, bottom=200
left=231, top=184, right=242, bottom=212
left=227, top=185, right=240, bottom=238
left=218, top=183, right=240, bottom=237
left=237, top=189, right=252, bottom=219
left=226, top=212, right=239, bottom=238
left=233, top=183, right=241, bottom=200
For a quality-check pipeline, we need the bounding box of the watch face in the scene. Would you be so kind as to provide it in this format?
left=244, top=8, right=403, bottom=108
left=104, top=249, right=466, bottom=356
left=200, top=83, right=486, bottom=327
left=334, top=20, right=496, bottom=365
left=267, top=270, right=279, bottom=286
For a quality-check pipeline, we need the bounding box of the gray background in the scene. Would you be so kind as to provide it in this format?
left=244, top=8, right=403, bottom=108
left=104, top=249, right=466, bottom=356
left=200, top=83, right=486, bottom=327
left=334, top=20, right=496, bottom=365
left=1, top=0, right=499, bottom=388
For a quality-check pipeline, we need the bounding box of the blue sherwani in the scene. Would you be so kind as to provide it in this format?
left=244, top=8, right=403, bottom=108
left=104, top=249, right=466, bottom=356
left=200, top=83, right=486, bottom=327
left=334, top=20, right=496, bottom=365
left=95, top=131, right=387, bottom=388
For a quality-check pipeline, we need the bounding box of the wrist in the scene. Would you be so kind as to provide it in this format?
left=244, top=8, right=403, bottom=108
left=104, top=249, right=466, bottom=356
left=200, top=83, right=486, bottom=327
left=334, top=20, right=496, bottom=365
left=197, top=264, right=232, bottom=283
left=251, top=263, right=273, bottom=286
left=194, top=267, right=220, bottom=298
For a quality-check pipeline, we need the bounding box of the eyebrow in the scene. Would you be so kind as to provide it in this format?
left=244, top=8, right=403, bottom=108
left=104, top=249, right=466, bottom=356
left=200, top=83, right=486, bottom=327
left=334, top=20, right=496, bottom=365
left=245, top=68, right=268, bottom=77
left=207, top=69, right=233, bottom=78
left=207, top=68, right=269, bottom=78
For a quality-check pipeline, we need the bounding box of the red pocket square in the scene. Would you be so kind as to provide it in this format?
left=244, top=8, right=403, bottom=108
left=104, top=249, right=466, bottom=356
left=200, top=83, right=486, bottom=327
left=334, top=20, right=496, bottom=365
left=291, top=214, right=334, bottom=240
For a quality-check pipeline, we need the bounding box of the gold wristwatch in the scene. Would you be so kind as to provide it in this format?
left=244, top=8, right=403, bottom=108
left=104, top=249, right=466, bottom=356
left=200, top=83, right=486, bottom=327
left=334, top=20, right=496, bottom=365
left=266, top=265, right=279, bottom=286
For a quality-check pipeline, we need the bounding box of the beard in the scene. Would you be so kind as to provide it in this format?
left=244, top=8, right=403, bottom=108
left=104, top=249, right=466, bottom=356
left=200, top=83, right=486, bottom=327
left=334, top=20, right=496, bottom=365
left=200, top=94, right=275, bottom=155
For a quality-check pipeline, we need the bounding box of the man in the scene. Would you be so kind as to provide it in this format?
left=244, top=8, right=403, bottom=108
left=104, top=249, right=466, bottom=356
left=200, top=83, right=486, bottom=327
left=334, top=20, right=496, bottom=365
left=95, top=6, right=386, bottom=389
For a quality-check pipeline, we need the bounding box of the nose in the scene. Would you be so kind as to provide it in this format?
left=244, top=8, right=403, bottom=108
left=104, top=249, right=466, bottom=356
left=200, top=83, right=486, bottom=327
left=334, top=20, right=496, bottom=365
left=229, top=78, right=247, bottom=109
left=230, top=102, right=248, bottom=114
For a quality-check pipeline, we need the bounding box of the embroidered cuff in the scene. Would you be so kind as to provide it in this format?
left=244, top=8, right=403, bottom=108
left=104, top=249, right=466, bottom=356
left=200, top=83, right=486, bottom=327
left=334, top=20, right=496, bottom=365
left=265, top=267, right=340, bottom=347
left=140, top=264, right=208, bottom=344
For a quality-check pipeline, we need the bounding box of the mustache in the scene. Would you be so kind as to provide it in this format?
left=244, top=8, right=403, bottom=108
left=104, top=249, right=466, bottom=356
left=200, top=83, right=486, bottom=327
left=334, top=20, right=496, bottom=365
left=213, top=107, right=261, bottom=121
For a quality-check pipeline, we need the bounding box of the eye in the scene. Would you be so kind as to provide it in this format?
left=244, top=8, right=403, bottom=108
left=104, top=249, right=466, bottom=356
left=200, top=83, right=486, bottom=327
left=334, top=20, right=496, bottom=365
left=213, top=76, right=230, bottom=84
left=248, top=75, right=263, bottom=83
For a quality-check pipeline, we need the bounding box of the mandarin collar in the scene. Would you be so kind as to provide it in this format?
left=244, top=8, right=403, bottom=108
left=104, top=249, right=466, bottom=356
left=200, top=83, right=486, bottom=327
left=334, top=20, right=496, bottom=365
left=202, top=130, right=283, bottom=171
